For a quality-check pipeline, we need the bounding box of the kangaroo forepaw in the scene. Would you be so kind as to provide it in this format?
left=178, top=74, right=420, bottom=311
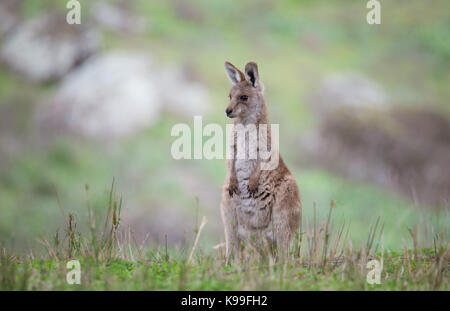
left=248, top=179, right=259, bottom=197
left=228, top=178, right=240, bottom=197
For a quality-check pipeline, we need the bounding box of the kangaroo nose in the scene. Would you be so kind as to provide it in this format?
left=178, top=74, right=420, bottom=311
left=226, top=108, right=232, bottom=116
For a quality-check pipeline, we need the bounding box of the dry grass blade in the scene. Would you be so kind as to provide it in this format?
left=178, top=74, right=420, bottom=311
left=188, top=216, right=207, bottom=264
left=321, top=201, right=334, bottom=269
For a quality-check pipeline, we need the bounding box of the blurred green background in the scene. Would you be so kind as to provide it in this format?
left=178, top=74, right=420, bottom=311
left=0, top=0, right=449, bottom=253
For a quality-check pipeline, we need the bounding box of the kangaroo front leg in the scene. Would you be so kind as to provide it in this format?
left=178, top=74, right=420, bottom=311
left=228, top=166, right=240, bottom=197
left=227, top=136, right=240, bottom=197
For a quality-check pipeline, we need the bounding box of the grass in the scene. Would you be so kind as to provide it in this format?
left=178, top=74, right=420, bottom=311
left=0, top=183, right=448, bottom=291
left=1, top=248, right=447, bottom=290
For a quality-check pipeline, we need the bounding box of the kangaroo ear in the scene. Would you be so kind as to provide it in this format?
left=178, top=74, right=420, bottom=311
left=225, top=61, right=245, bottom=85
left=244, top=62, right=259, bottom=88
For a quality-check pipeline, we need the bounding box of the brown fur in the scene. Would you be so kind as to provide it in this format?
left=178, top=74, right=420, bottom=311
left=221, top=61, right=302, bottom=261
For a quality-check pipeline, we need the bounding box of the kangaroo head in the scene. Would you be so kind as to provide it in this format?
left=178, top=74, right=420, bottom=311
left=224, top=61, right=264, bottom=121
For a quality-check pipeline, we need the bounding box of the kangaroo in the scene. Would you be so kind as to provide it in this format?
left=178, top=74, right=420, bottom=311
left=220, top=61, right=302, bottom=261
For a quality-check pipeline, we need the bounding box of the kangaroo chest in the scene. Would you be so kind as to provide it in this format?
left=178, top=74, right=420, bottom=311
left=233, top=132, right=275, bottom=233
left=234, top=125, right=259, bottom=194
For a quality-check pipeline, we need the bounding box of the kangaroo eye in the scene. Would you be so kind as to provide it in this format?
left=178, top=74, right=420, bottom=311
left=228, top=94, right=231, bottom=99
left=240, top=95, right=248, bottom=101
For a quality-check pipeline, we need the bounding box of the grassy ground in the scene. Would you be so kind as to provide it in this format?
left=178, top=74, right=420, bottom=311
left=1, top=188, right=448, bottom=291
left=1, top=248, right=447, bottom=290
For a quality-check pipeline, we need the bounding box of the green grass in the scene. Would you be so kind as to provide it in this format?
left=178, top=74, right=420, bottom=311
left=1, top=193, right=448, bottom=291
left=1, top=248, right=446, bottom=290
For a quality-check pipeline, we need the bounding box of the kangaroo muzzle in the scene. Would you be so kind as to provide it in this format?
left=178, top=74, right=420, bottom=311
left=226, top=107, right=233, bottom=118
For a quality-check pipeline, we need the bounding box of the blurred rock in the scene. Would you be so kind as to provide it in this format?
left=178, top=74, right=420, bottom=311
left=46, top=52, right=162, bottom=138
left=1, top=14, right=102, bottom=82
left=306, top=75, right=450, bottom=207
left=311, top=72, right=388, bottom=120
left=91, top=2, right=148, bottom=34
left=0, top=0, right=20, bottom=36
left=159, top=66, right=209, bottom=117
left=44, top=51, right=209, bottom=139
